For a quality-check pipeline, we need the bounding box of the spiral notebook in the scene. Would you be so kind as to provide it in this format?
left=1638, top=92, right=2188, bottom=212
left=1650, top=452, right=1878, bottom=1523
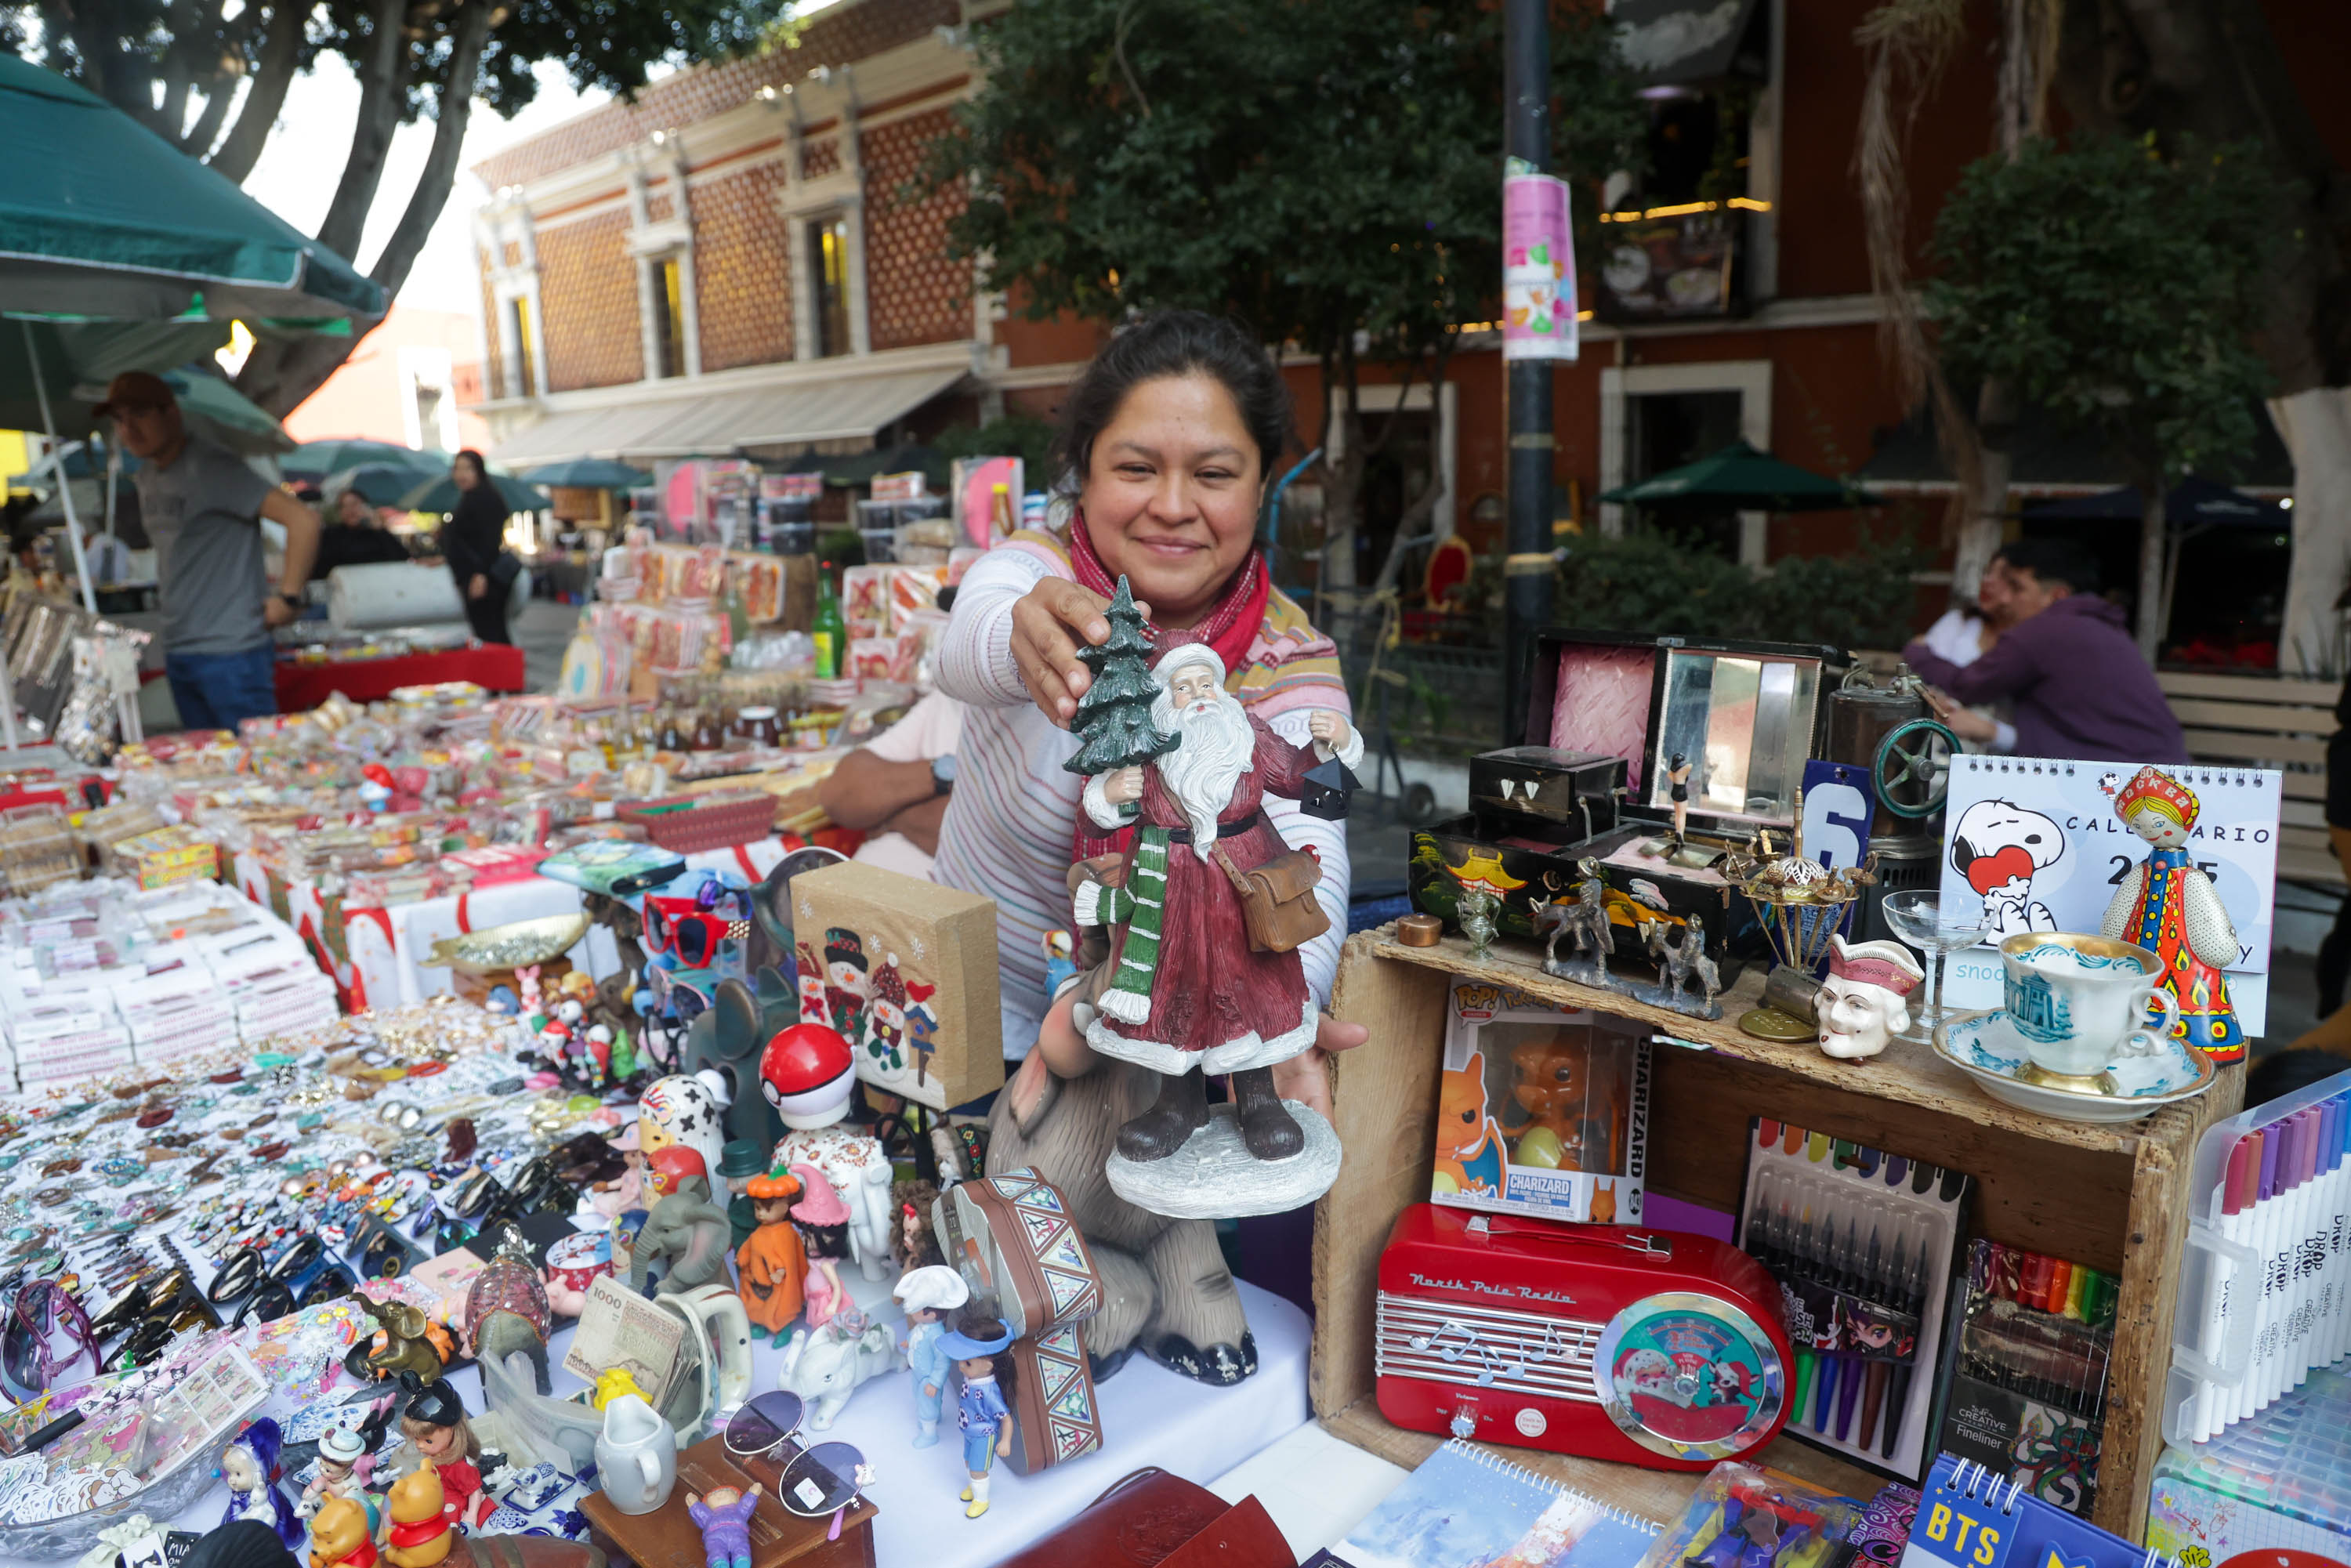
left=1898, top=1454, right=2177, bottom=1568
left=1934, top=755, right=2280, bottom=1032
left=1306, top=1439, right=1658, bottom=1568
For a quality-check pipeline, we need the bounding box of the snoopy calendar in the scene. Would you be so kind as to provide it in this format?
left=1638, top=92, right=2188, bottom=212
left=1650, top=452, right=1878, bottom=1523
left=1935, top=755, right=2280, bottom=1033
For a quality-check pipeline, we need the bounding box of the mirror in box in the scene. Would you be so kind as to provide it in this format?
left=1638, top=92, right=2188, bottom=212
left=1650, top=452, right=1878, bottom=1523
left=1411, top=629, right=1842, bottom=1015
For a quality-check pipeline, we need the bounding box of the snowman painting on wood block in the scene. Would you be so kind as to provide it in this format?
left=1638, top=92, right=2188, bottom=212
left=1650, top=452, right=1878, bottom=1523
left=1062, top=576, right=1360, bottom=1220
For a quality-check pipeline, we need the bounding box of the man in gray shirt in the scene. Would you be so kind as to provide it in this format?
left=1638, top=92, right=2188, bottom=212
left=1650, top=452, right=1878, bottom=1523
left=97, top=371, right=320, bottom=731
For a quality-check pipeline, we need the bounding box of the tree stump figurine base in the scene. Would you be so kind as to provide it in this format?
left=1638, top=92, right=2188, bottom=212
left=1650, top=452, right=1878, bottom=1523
left=1105, top=1102, right=1341, bottom=1221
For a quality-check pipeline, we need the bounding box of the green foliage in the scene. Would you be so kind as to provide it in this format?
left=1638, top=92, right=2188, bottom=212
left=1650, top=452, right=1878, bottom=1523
left=1925, top=135, right=2280, bottom=482
left=933, top=414, right=1058, bottom=485
left=1556, top=527, right=1926, bottom=651
left=925, top=0, right=1644, bottom=378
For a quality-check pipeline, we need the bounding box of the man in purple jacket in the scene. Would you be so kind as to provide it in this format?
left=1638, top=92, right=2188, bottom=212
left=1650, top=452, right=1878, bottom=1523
left=1904, top=540, right=2187, bottom=763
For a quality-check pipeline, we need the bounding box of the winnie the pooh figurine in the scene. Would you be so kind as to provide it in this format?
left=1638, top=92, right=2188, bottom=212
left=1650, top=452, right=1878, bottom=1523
left=382, top=1468, right=451, bottom=1568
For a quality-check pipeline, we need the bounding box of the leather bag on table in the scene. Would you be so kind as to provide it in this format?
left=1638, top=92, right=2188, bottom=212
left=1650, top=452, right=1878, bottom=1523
left=1211, top=844, right=1328, bottom=954
left=994, top=1466, right=1295, bottom=1568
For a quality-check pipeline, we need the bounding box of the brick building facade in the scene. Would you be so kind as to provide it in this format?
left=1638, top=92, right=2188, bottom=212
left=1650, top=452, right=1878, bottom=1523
left=470, top=0, right=2351, bottom=588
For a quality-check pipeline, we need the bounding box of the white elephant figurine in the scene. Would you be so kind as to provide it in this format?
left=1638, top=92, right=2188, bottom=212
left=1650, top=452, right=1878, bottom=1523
left=771, top=1126, right=894, bottom=1280
left=777, top=1315, right=900, bottom=1429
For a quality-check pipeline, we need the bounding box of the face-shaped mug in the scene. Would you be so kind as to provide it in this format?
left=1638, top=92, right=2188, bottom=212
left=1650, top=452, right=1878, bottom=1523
left=1998, top=932, right=2180, bottom=1079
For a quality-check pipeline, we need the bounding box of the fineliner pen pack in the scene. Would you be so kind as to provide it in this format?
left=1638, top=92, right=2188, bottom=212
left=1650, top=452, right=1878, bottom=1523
left=2166, top=1065, right=2351, bottom=1447
left=1737, top=1119, right=1975, bottom=1483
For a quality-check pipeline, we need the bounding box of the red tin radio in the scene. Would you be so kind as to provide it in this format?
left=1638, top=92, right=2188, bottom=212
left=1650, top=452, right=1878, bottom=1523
left=1375, top=1204, right=1791, bottom=1470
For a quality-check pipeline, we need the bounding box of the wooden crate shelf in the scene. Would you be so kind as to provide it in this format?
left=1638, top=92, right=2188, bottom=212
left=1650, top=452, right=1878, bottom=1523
left=1312, top=927, right=2242, bottom=1543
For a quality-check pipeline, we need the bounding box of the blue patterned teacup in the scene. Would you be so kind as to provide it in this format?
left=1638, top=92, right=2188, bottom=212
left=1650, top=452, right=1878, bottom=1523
left=1998, top=932, right=2179, bottom=1081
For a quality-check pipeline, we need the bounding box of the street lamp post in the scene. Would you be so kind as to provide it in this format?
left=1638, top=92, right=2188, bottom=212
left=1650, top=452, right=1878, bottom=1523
left=1502, top=0, right=1554, bottom=745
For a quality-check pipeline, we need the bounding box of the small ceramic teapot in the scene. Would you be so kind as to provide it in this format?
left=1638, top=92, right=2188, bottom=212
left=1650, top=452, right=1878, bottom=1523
left=593, top=1394, right=678, bottom=1515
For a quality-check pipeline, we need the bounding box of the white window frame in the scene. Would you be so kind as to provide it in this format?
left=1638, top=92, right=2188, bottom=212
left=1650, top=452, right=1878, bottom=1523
left=1321, top=379, right=1458, bottom=588
left=775, top=93, right=871, bottom=362
left=1599, top=358, right=1773, bottom=565
left=480, top=205, right=545, bottom=400
left=626, top=154, right=703, bottom=382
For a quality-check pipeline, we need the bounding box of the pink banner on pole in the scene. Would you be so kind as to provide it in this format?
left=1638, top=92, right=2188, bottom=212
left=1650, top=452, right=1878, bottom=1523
left=1502, top=173, right=1578, bottom=362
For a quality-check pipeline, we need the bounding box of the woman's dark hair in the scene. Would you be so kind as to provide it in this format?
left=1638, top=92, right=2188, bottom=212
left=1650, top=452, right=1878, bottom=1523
left=452, top=448, right=487, bottom=479
left=1054, top=310, right=1291, bottom=487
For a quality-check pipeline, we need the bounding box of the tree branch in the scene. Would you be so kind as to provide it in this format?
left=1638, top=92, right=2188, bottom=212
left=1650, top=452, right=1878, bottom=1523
left=208, top=0, right=309, bottom=183
left=180, top=65, right=237, bottom=161
left=158, top=0, right=208, bottom=142
left=313, top=0, right=411, bottom=263
left=368, top=0, right=490, bottom=295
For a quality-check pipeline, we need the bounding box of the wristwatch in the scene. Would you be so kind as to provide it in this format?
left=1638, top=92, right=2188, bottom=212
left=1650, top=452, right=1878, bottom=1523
left=930, top=755, right=957, bottom=797
left=277, top=592, right=304, bottom=610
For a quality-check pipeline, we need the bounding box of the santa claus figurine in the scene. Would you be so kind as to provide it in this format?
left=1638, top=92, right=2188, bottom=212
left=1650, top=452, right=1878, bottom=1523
left=1074, top=641, right=1362, bottom=1164
left=2100, top=765, right=2244, bottom=1062
left=1815, top=934, right=1924, bottom=1060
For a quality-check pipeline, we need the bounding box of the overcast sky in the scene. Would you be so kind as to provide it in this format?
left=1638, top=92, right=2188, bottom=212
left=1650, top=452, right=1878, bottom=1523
left=239, top=0, right=843, bottom=321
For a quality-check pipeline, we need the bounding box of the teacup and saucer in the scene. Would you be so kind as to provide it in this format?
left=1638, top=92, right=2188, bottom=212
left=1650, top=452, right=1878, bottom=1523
left=1933, top=932, right=2215, bottom=1122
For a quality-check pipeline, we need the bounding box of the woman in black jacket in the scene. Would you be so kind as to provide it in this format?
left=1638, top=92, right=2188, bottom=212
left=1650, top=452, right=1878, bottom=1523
left=443, top=448, right=513, bottom=646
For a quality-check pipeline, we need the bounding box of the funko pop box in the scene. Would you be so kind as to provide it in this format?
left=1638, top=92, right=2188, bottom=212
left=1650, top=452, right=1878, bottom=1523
left=1431, top=976, right=1650, bottom=1222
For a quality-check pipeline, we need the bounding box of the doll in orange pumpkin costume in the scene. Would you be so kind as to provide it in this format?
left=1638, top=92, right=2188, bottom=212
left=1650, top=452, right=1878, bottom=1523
left=1069, top=639, right=1363, bottom=1164
left=2099, top=764, right=2246, bottom=1062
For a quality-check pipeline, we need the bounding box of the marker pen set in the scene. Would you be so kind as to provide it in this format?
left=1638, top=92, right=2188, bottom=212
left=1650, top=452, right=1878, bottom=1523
left=1738, top=1118, right=1972, bottom=1481
left=2167, top=1066, right=2351, bottom=1447
left=1935, top=1240, right=2119, bottom=1517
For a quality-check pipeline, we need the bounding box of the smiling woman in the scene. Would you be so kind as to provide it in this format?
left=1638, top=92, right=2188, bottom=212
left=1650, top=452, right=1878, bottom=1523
left=929, top=310, right=1360, bottom=1075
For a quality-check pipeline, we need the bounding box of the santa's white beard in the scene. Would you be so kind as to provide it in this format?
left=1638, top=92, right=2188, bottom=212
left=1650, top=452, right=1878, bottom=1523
left=1151, top=689, right=1255, bottom=859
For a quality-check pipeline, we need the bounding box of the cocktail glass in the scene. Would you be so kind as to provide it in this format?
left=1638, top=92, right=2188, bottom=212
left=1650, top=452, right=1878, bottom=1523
left=1880, top=889, right=1992, bottom=1044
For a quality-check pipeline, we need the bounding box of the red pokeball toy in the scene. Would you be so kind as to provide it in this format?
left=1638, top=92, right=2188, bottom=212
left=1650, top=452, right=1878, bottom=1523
left=762, top=1023, right=854, bottom=1131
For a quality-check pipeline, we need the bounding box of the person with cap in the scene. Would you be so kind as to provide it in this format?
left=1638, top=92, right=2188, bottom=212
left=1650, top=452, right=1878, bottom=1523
left=97, top=370, right=321, bottom=730
left=943, top=1310, right=1016, bottom=1519
left=716, top=1139, right=767, bottom=1249
left=893, top=1264, right=970, bottom=1449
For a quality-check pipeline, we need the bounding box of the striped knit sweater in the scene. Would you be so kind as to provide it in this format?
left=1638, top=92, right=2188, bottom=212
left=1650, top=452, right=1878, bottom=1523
left=932, top=531, right=1354, bottom=1057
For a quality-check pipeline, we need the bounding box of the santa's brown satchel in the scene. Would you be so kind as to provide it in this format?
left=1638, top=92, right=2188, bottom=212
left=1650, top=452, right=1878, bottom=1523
left=1212, top=842, right=1329, bottom=954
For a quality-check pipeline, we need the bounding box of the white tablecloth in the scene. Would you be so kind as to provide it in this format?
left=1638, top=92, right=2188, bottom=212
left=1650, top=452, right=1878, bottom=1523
left=234, top=838, right=794, bottom=1012
left=24, top=1278, right=1310, bottom=1568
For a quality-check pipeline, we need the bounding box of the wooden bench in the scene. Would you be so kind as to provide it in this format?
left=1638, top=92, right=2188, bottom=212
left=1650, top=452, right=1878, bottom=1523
left=2156, top=669, right=2342, bottom=886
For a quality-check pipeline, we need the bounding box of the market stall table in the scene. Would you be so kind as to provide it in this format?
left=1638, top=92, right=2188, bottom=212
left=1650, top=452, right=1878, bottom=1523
left=274, top=644, right=527, bottom=711
left=234, top=835, right=796, bottom=1011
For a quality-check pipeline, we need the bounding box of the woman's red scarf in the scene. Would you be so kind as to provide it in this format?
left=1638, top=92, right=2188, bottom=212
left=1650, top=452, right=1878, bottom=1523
left=1067, top=509, right=1267, bottom=678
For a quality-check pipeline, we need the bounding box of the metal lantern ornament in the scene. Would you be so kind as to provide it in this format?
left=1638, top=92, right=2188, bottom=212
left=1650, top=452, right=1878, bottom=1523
left=1299, top=755, right=1359, bottom=822
left=1721, top=795, right=1878, bottom=1041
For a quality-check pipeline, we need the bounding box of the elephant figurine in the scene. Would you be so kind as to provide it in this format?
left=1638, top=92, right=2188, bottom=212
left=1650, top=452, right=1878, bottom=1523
left=777, top=1313, right=899, bottom=1429
left=987, top=1048, right=1258, bottom=1386
left=770, top=1124, right=893, bottom=1281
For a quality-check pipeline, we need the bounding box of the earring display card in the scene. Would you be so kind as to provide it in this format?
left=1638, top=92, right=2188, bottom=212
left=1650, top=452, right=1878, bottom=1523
left=788, top=860, right=1002, bottom=1112
left=1737, top=1119, right=1974, bottom=1483
left=1431, top=978, right=1650, bottom=1223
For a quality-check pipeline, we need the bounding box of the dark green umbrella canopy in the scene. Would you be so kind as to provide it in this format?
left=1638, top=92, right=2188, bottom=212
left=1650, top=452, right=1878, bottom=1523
left=1596, top=440, right=1883, bottom=512
left=399, top=471, right=552, bottom=514
left=325, top=463, right=437, bottom=507
left=0, top=56, right=382, bottom=324
left=284, top=439, right=443, bottom=480
left=517, top=458, right=651, bottom=491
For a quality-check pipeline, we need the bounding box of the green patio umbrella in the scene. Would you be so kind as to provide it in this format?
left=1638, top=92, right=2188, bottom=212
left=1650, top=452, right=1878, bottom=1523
left=0, top=56, right=382, bottom=324
left=324, top=463, right=437, bottom=507
left=1596, top=440, right=1884, bottom=512
left=398, top=471, right=552, bottom=514
left=155, top=367, right=292, bottom=456
left=284, top=438, right=442, bottom=480
left=517, top=458, right=651, bottom=491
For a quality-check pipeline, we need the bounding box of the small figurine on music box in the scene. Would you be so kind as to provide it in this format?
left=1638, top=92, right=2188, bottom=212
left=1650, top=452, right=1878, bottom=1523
left=2099, top=766, right=2244, bottom=1063
left=1064, top=581, right=1356, bottom=1220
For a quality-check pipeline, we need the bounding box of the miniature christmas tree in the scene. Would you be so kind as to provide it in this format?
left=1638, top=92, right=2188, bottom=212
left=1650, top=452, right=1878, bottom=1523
left=1063, top=574, right=1179, bottom=776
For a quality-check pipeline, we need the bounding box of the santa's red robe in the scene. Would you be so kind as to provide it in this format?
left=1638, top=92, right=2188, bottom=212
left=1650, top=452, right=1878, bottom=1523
left=1090, top=717, right=1320, bottom=1073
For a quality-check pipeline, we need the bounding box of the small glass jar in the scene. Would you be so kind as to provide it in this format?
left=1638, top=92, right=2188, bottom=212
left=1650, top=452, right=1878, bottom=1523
left=734, top=704, right=779, bottom=748
left=690, top=706, right=723, bottom=751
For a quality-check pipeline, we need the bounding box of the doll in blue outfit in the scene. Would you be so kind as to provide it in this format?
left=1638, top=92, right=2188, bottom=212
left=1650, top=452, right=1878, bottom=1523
left=940, top=1312, right=1016, bottom=1519
left=893, top=1265, right=970, bottom=1449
